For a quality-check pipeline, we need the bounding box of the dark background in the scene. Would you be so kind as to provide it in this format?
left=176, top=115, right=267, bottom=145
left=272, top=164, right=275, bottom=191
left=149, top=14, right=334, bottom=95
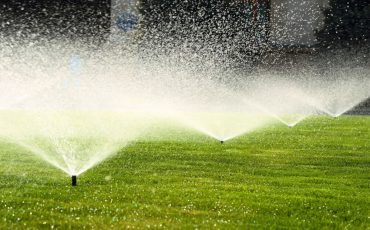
left=316, top=0, right=370, bottom=48
left=0, top=0, right=111, bottom=42
left=0, top=0, right=369, bottom=48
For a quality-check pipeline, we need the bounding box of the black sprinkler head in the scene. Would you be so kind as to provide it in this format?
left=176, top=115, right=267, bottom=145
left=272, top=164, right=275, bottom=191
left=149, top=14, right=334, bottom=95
left=72, top=175, right=77, bottom=186
left=220, top=140, right=224, bottom=144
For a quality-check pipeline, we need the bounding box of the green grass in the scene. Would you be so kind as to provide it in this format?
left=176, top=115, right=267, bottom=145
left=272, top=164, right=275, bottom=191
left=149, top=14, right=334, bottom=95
left=0, top=116, right=369, bottom=229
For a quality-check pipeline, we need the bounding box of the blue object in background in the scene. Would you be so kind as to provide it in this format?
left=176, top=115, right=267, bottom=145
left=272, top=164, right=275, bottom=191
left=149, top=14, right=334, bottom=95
left=70, top=55, right=82, bottom=75
left=66, top=54, right=83, bottom=88
left=116, top=13, right=139, bottom=32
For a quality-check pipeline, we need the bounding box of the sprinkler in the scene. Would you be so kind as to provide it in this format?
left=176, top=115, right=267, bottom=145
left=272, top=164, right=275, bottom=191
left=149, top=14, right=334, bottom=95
left=220, top=140, right=224, bottom=144
left=72, top=175, right=77, bottom=186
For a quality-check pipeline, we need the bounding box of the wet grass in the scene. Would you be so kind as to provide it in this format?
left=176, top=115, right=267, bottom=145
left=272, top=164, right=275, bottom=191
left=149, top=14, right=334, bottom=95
left=0, top=115, right=369, bottom=229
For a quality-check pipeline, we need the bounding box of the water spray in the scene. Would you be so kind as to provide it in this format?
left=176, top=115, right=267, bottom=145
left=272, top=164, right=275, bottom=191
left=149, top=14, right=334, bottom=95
left=72, top=175, right=77, bottom=186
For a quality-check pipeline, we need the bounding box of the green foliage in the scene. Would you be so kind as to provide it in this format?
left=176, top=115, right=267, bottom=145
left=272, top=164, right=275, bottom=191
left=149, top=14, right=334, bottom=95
left=0, top=116, right=370, bottom=228
left=317, top=0, right=370, bottom=48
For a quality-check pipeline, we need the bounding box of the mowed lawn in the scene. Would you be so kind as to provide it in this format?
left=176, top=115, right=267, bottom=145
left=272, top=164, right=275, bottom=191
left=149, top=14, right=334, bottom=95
left=0, top=116, right=369, bottom=229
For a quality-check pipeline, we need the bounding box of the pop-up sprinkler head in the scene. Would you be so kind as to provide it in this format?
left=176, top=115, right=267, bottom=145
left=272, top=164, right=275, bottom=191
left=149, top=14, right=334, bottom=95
left=220, top=140, right=224, bottom=144
left=72, top=175, right=77, bottom=186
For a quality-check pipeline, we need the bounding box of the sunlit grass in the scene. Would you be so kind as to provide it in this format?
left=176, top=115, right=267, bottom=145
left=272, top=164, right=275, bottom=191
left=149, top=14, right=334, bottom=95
left=0, top=116, right=369, bottom=229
